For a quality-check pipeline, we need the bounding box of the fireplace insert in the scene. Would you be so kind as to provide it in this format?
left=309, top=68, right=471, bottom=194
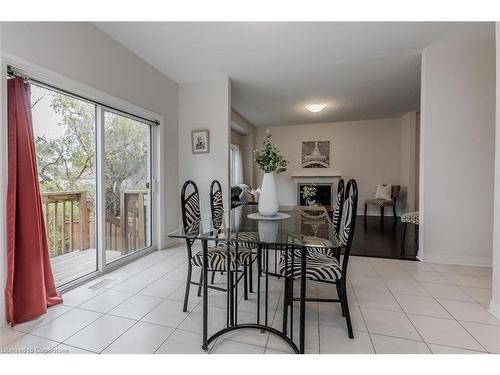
left=297, top=183, right=333, bottom=206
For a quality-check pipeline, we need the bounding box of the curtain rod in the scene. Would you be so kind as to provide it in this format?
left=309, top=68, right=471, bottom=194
left=7, top=65, right=160, bottom=127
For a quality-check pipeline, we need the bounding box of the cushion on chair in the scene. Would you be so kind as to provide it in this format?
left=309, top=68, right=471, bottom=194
left=278, top=252, right=342, bottom=281
left=401, top=211, right=419, bottom=225
left=301, top=236, right=336, bottom=257
left=230, top=231, right=260, bottom=250
left=364, top=198, right=394, bottom=207
left=191, top=246, right=252, bottom=271
left=375, top=184, right=392, bottom=200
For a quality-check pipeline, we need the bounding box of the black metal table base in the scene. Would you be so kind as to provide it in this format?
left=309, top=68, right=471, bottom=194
left=201, top=240, right=306, bottom=354
left=203, top=324, right=299, bottom=354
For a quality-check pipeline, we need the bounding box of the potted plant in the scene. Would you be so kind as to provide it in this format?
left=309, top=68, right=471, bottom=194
left=254, top=130, right=288, bottom=216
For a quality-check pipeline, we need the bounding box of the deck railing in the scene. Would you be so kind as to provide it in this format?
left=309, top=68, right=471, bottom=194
left=41, top=190, right=148, bottom=259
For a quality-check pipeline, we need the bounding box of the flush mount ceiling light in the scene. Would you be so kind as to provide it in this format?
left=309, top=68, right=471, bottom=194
left=306, top=103, right=327, bottom=113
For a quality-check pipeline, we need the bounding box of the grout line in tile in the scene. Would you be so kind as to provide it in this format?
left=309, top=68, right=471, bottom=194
left=350, top=287, right=376, bottom=353
left=432, top=298, right=489, bottom=352
left=370, top=267, right=432, bottom=352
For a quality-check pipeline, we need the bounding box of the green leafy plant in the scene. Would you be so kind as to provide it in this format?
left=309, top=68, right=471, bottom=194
left=254, top=130, right=288, bottom=174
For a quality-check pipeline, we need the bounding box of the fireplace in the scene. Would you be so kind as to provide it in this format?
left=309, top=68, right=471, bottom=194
left=297, top=183, right=333, bottom=207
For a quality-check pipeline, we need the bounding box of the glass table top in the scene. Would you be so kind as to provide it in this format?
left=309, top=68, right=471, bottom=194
left=168, top=205, right=342, bottom=249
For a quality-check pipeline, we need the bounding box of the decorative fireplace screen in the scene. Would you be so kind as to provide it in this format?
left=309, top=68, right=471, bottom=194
left=297, top=183, right=333, bottom=207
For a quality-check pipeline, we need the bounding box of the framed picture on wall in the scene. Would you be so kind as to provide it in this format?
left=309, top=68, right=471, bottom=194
left=191, top=129, right=210, bottom=154
left=302, top=140, right=330, bottom=168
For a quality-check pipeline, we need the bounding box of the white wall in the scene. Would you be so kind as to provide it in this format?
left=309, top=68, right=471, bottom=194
left=231, top=110, right=256, bottom=187
left=178, top=78, right=231, bottom=228
left=490, top=23, right=500, bottom=319
left=420, top=37, right=495, bottom=266
left=231, top=130, right=242, bottom=145
left=254, top=116, right=414, bottom=215
left=399, top=112, right=418, bottom=213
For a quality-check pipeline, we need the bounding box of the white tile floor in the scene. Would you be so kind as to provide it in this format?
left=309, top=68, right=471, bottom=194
left=1, top=244, right=499, bottom=354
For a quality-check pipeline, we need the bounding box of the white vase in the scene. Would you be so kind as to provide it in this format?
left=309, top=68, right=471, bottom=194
left=258, top=220, right=278, bottom=243
left=258, top=172, right=278, bottom=216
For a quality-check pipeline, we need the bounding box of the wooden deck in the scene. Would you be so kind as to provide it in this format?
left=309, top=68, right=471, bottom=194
left=51, top=248, right=122, bottom=286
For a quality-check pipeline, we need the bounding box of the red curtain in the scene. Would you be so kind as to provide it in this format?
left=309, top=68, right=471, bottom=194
left=5, top=78, right=63, bottom=326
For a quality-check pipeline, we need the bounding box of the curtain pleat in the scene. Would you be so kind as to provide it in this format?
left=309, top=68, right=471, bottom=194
left=5, top=78, right=63, bottom=326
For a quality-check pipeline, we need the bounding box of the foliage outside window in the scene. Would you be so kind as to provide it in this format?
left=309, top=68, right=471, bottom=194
left=32, top=86, right=149, bottom=256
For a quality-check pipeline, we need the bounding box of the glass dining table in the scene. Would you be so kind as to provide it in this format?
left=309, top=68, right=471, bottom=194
left=168, top=204, right=342, bottom=354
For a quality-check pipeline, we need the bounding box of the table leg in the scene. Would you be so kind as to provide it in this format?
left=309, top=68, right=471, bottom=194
left=234, top=242, right=239, bottom=325
left=227, top=241, right=232, bottom=327
left=265, top=245, right=269, bottom=328
left=257, top=244, right=261, bottom=325
left=299, top=246, right=306, bottom=354
left=202, top=239, right=209, bottom=351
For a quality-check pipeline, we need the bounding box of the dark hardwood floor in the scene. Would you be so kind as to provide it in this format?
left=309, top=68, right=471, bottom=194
left=351, top=215, right=419, bottom=260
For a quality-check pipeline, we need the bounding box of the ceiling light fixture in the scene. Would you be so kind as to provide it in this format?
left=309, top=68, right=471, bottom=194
left=306, top=103, right=327, bottom=113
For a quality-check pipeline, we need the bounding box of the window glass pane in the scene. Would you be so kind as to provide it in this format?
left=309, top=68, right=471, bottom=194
left=104, top=111, right=151, bottom=263
left=31, top=84, right=97, bottom=286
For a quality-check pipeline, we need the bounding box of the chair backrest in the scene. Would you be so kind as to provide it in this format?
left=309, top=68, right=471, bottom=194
left=181, top=180, right=201, bottom=257
left=331, top=179, right=345, bottom=234
left=210, top=180, right=224, bottom=230
left=339, top=179, right=358, bottom=278
left=391, top=185, right=401, bottom=200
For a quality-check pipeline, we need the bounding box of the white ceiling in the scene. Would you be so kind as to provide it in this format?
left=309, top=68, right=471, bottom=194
left=95, top=22, right=494, bottom=127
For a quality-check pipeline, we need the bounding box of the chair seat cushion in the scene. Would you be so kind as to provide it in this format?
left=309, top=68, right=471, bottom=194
left=365, top=198, right=394, bottom=206
left=278, top=252, right=342, bottom=281
left=191, top=247, right=251, bottom=271
left=401, top=211, right=419, bottom=225
left=230, top=232, right=260, bottom=250
left=301, top=236, right=337, bottom=257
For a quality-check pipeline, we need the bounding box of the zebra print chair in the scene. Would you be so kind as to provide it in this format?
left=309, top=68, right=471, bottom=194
left=279, top=179, right=358, bottom=338
left=181, top=180, right=251, bottom=312
left=301, top=179, right=345, bottom=259
left=210, top=180, right=257, bottom=293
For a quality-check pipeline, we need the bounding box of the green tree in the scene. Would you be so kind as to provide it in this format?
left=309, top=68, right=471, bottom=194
left=34, top=90, right=148, bottom=217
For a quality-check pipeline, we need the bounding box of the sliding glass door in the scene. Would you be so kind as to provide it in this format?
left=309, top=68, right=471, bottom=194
left=31, top=84, right=98, bottom=286
left=29, top=82, right=154, bottom=287
left=103, top=110, right=152, bottom=264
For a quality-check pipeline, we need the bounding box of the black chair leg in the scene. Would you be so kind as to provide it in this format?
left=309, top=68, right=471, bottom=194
left=364, top=204, right=367, bottom=217
left=401, top=222, right=407, bottom=255
left=197, top=271, right=203, bottom=297
left=341, top=281, right=354, bottom=339
left=336, top=282, right=345, bottom=317
left=211, top=270, right=216, bottom=284
left=393, top=205, right=397, bottom=218
left=249, top=254, right=253, bottom=293
left=244, top=261, right=249, bottom=300
left=229, top=271, right=235, bottom=326
left=282, top=276, right=289, bottom=335
left=380, top=206, right=384, bottom=218
left=183, top=263, right=193, bottom=312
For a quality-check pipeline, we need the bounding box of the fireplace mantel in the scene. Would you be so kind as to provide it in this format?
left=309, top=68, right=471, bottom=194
left=290, top=172, right=342, bottom=179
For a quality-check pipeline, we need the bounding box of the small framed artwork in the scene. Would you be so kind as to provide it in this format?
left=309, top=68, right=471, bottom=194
left=191, top=129, right=210, bottom=154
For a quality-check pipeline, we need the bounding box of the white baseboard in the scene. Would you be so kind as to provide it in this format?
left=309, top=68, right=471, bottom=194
left=420, top=253, right=492, bottom=267
left=163, top=238, right=182, bottom=249
left=489, top=300, right=500, bottom=319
